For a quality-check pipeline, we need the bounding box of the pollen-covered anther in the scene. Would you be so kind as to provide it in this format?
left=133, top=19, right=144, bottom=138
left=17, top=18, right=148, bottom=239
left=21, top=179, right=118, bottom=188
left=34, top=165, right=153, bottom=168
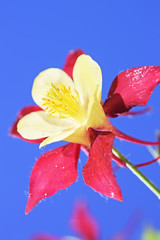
left=42, top=82, right=86, bottom=121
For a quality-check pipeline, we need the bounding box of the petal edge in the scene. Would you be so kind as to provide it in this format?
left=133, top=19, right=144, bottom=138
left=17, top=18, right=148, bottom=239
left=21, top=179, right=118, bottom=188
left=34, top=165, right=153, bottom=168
left=25, top=143, right=80, bottom=214
left=83, top=134, right=122, bottom=201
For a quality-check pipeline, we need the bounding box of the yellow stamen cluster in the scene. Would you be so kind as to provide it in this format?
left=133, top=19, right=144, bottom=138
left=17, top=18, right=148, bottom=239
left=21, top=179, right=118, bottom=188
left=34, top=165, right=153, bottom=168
left=42, top=82, right=86, bottom=121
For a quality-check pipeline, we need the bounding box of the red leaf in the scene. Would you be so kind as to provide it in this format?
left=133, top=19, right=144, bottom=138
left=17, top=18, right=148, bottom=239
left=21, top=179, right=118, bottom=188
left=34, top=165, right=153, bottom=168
left=63, top=49, right=85, bottom=79
left=25, top=143, right=80, bottom=214
left=10, top=105, right=45, bottom=143
left=71, top=202, right=99, bottom=240
left=83, top=133, right=122, bottom=201
left=103, top=66, right=160, bottom=116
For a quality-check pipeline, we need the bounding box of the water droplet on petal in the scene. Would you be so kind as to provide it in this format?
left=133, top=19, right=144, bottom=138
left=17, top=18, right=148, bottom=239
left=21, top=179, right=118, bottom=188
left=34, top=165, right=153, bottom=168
left=111, top=192, right=114, bottom=198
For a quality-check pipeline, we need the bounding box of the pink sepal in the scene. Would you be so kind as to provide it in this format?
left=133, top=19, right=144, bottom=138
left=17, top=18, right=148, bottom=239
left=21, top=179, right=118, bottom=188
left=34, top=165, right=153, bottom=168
left=10, top=105, right=45, bottom=143
left=104, top=66, right=160, bottom=116
left=63, top=49, right=85, bottom=79
left=25, top=143, right=80, bottom=214
left=71, top=202, right=99, bottom=240
left=83, top=134, right=122, bottom=201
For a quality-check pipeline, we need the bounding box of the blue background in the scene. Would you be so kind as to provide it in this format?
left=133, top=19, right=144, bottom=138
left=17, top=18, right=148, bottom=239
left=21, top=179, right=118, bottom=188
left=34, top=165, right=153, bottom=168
left=1, top=0, right=160, bottom=239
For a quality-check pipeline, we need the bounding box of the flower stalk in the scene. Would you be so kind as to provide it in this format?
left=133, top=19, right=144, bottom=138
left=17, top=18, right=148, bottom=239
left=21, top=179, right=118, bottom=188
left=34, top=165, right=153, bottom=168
left=112, top=147, right=160, bottom=199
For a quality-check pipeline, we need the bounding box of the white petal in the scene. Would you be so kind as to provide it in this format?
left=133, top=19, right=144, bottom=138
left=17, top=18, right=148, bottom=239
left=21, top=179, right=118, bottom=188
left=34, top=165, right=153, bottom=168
left=17, top=111, right=75, bottom=140
left=40, top=124, right=91, bottom=148
left=73, top=55, right=102, bottom=110
left=86, top=97, right=107, bottom=129
left=65, top=125, right=91, bottom=146
left=40, top=127, right=79, bottom=148
left=32, top=68, right=76, bottom=109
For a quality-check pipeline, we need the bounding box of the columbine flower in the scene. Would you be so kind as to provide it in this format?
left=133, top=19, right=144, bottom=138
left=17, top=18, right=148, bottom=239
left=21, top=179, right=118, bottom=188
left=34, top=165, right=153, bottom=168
left=17, top=54, right=107, bottom=148
left=10, top=49, right=160, bottom=214
left=32, top=202, right=140, bottom=240
left=32, top=202, right=98, bottom=240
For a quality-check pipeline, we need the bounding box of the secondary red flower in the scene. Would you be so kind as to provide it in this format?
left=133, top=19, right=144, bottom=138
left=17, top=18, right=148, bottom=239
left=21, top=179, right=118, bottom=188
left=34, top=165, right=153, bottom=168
left=32, top=202, right=141, bottom=240
left=32, top=202, right=99, bottom=240
left=10, top=49, right=160, bottom=213
left=71, top=202, right=99, bottom=240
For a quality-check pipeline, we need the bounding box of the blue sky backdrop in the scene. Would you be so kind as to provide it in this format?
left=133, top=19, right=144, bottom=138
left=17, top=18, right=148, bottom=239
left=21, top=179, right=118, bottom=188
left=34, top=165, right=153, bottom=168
left=1, top=1, right=160, bottom=239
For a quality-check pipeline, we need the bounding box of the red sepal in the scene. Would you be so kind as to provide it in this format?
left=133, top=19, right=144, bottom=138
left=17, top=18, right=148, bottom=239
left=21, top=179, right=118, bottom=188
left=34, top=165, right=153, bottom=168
left=103, top=66, right=160, bottom=116
left=112, top=154, right=126, bottom=168
left=134, top=155, right=160, bottom=168
left=71, top=203, right=99, bottom=240
left=83, top=134, right=122, bottom=201
left=93, top=122, right=160, bottom=146
left=108, top=124, right=160, bottom=146
left=63, top=49, right=85, bottom=79
left=117, top=106, right=152, bottom=117
left=112, top=153, right=160, bottom=169
left=10, top=105, right=45, bottom=143
left=25, top=143, right=80, bottom=214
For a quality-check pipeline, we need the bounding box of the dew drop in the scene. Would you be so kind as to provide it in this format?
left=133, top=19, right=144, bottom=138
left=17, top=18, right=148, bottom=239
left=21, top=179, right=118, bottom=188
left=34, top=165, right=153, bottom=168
left=111, top=192, right=114, bottom=198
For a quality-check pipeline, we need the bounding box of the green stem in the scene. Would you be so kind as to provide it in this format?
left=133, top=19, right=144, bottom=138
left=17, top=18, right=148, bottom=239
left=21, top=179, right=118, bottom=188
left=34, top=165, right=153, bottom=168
left=113, top=147, right=160, bottom=199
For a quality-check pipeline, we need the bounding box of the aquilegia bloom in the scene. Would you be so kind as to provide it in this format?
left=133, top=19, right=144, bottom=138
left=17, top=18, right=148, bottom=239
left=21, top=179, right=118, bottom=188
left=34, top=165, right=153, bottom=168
left=10, top=49, right=160, bottom=213
left=32, top=202, right=140, bottom=240
left=18, top=54, right=107, bottom=148
left=31, top=203, right=99, bottom=240
left=32, top=203, right=98, bottom=240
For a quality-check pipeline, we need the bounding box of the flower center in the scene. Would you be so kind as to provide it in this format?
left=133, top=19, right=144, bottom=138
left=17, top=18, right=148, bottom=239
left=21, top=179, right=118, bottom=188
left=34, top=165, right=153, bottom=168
left=42, top=82, right=86, bottom=121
